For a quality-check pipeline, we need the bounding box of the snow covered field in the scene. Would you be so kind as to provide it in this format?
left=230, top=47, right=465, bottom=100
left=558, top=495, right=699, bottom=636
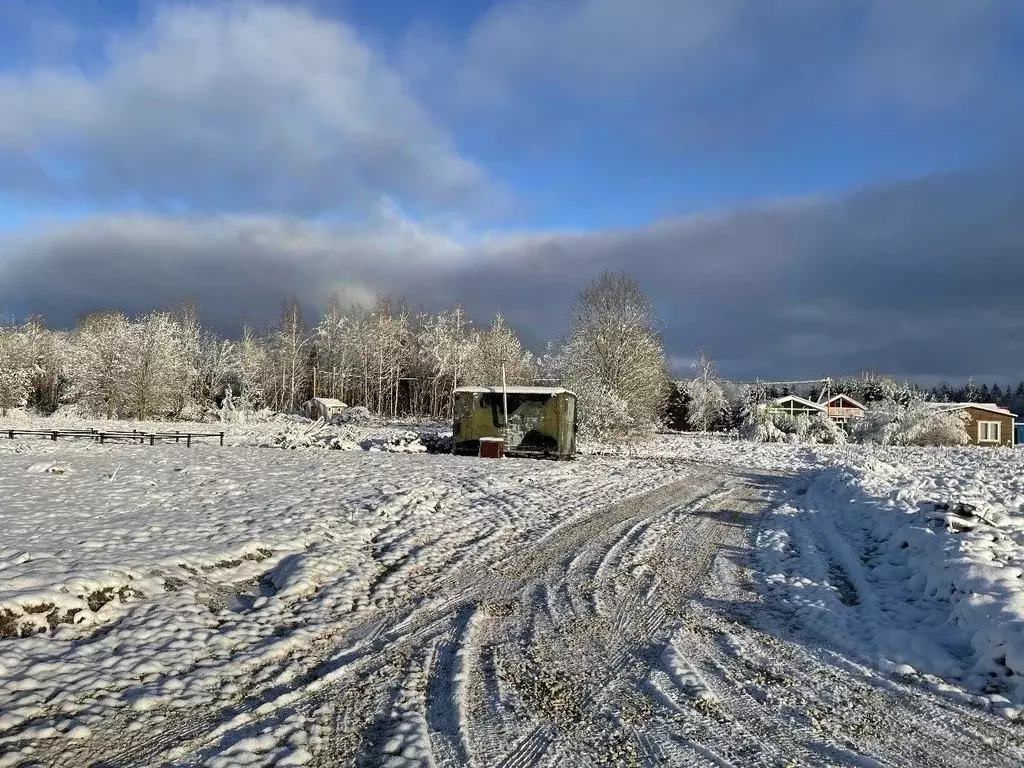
left=1, top=422, right=1024, bottom=766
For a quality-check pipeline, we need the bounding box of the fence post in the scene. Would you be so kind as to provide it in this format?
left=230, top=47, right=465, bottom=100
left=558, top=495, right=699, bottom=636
left=100, top=433, right=105, bottom=445
left=219, top=432, right=224, bottom=446
left=175, top=431, right=180, bottom=443
left=51, top=431, right=57, bottom=442
left=187, top=434, right=191, bottom=448
left=7, top=430, right=12, bottom=439
left=149, top=435, right=155, bottom=446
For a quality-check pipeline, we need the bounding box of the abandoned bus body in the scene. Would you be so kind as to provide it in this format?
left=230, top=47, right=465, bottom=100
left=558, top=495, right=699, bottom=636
left=452, top=386, right=577, bottom=459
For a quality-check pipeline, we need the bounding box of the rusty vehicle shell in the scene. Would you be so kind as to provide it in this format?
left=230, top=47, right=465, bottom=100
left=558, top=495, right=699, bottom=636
left=452, top=386, right=577, bottom=459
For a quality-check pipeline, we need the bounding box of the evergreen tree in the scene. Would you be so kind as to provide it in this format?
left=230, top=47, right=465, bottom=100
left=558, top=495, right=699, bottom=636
left=661, top=381, right=690, bottom=431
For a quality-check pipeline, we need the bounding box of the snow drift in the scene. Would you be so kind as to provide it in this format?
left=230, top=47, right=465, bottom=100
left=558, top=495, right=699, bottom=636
left=758, top=447, right=1024, bottom=716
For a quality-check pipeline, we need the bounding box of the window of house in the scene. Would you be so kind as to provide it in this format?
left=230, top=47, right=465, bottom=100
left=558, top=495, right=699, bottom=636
left=978, top=421, right=1001, bottom=442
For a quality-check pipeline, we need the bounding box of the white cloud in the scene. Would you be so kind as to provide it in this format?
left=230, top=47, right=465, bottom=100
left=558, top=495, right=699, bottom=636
left=410, top=0, right=1019, bottom=134
left=0, top=1, right=489, bottom=214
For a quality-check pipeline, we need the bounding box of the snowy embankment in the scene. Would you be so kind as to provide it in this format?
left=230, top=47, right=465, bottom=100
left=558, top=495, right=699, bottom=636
left=758, top=445, right=1024, bottom=716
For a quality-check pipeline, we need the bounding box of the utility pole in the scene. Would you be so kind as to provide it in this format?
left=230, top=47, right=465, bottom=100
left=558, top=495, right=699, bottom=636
left=501, top=361, right=509, bottom=441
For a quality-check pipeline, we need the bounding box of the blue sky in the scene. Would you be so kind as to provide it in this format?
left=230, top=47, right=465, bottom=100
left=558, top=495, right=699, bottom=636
left=1, top=0, right=1023, bottom=381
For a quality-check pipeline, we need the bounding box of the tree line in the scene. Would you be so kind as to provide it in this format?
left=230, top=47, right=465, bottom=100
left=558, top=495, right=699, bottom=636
left=3, top=271, right=1014, bottom=439
left=665, top=368, right=1024, bottom=434
left=0, top=271, right=669, bottom=439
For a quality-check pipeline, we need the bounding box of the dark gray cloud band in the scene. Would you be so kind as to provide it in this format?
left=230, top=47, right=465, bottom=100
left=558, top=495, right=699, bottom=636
left=2, top=168, right=1022, bottom=383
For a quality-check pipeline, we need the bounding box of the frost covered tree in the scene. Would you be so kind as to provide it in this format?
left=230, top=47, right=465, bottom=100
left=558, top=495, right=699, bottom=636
left=271, top=299, right=312, bottom=412
left=20, top=317, right=70, bottom=414
left=563, top=271, right=667, bottom=440
left=535, top=340, right=566, bottom=386
left=235, top=323, right=269, bottom=414
left=687, top=348, right=728, bottom=431
left=122, top=312, right=185, bottom=420
left=463, top=313, right=535, bottom=386
left=72, top=312, right=134, bottom=418
left=0, top=324, right=31, bottom=416
left=851, top=394, right=970, bottom=446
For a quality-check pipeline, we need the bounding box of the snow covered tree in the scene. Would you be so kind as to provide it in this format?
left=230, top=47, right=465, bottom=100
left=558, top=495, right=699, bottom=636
left=271, top=299, right=312, bottom=412
left=851, top=394, right=970, bottom=446
left=805, top=413, right=847, bottom=444
left=576, top=384, right=635, bottom=441
left=0, top=324, right=31, bottom=416
left=535, top=340, right=566, bottom=386
left=463, top=313, right=535, bottom=386
left=963, top=377, right=981, bottom=402
left=900, top=404, right=971, bottom=446
left=72, top=312, right=134, bottom=418
left=169, top=300, right=203, bottom=416
left=20, top=318, right=71, bottom=414
left=313, top=296, right=354, bottom=401
left=123, top=312, right=182, bottom=420
left=235, top=323, right=269, bottom=415
left=563, top=271, right=667, bottom=440
left=197, top=333, right=234, bottom=410
left=687, top=348, right=728, bottom=431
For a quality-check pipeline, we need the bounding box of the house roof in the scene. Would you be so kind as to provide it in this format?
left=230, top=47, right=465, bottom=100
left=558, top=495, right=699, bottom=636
left=768, top=395, right=827, bottom=411
left=824, top=394, right=867, bottom=410
left=307, top=397, right=347, bottom=408
left=929, top=402, right=1018, bottom=418
left=455, top=385, right=574, bottom=396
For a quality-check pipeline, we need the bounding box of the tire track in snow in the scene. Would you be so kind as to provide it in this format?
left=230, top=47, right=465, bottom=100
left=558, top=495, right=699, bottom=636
left=195, top=473, right=734, bottom=767
left=492, top=477, right=741, bottom=767
left=42, top=469, right=780, bottom=767
left=727, top=620, right=1024, bottom=768
left=425, top=606, right=477, bottom=767
left=567, top=482, right=802, bottom=768
left=592, top=518, right=652, bottom=616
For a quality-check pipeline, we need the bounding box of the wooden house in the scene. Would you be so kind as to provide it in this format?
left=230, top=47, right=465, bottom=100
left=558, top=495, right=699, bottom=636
left=766, top=395, right=827, bottom=418
left=823, top=394, right=867, bottom=424
left=932, top=403, right=1017, bottom=447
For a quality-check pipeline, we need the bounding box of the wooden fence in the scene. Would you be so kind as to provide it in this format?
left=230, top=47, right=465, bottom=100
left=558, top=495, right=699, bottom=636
left=2, top=428, right=225, bottom=447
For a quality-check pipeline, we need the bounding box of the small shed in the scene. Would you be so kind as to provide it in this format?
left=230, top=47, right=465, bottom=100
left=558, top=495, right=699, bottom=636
left=452, top=386, right=577, bottom=459
left=823, top=394, right=867, bottom=424
left=301, top=397, right=347, bottom=422
left=932, top=403, right=1017, bottom=447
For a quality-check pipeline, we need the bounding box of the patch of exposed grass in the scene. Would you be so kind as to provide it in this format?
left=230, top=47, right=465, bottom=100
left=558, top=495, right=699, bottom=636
left=0, top=604, right=85, bottom=638
left=87, top=585, right=141, bottom=612
left=201, top=547, right=274, bottom=572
